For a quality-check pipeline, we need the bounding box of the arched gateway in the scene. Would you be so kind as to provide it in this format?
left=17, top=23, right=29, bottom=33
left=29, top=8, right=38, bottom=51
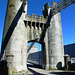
left=0, top=0, right=75, bottom=75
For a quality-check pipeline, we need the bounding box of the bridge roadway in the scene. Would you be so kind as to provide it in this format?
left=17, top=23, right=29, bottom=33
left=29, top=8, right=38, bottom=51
left=27, top=62, right=75, bottom=75
left=12, top=62, right=75, bottom=75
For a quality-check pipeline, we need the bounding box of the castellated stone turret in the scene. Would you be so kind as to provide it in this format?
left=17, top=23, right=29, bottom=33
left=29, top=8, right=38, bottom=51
left=47, top=2, right=64, bottom=69
left=0, top=0, right=28, bottom=74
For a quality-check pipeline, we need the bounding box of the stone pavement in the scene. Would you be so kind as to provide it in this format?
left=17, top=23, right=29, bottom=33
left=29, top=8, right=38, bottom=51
left=27, top=63, right=75, bottom=75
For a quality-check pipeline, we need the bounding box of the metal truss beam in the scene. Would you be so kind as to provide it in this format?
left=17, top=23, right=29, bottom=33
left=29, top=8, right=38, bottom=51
left=51, top=0, right=75, bottom=16
left=27, top=42, right=35, bottom=53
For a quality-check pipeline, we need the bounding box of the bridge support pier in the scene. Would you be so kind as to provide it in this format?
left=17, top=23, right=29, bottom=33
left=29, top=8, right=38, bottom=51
left=42, top=43, right=46, bottom=69
left=42, top=2, right=64, bottom=70
left=48, top=2, right=64, bottom=69
left=41, top=29, right=50, bottom=70
left=0, top=0, right=28, bottom=75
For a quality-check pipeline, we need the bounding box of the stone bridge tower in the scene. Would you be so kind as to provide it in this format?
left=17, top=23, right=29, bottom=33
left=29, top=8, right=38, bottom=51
left=0, top=0, right=28, bottom=74
left=43, top=2, right=64, bottom=69
left=0, top=0, right=64, bottom=75
left=48, top=2, right=64, bottom=69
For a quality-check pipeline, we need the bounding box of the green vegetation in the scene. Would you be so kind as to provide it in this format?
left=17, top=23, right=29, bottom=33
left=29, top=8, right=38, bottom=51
left=22, top=73, right=24, bottom=75
left=20, top=0, right=23, bottom=2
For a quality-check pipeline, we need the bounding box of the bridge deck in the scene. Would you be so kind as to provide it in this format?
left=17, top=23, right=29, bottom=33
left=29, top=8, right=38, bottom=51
left=27, top=62, right=75, bottom=75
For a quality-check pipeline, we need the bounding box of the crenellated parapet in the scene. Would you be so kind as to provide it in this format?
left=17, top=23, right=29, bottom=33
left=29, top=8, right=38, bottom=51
left=24, top=13, right=48, bottom=30
left=26, top=13, right=47, bottom=23
left=24, top=14, right=48, bottom=42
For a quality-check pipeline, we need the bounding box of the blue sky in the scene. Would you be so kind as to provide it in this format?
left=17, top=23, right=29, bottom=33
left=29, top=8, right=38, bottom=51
left=0, top=0, right=75, bottom=51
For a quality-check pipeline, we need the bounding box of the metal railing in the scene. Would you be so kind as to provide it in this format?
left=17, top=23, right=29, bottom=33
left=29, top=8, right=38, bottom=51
left=51, top=0, right=75, bottom=16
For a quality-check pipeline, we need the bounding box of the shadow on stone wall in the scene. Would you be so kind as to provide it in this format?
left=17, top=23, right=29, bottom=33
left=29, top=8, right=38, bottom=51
left=0, top=60, right=8, bottom=75
left=0, top=3, right=24, bottom=75
left=0, top=3, right=23, bottom=59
